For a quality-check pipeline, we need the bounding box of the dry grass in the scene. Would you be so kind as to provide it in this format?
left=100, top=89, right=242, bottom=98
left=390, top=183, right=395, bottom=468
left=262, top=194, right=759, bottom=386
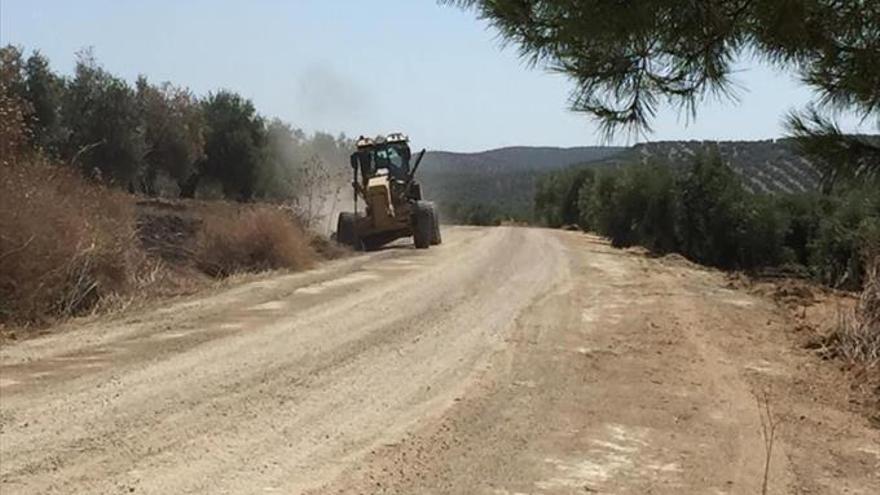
left=829, top=253, right=880, bottom=414
left=0, top=159, right=141, bottom=325
left=309, top=233, right=352, bottom=260
left=1, top=161, right=325, bottom=329
left=195, top=206, right=316, bottom=277
left=833, top=255, right=880, bottom=367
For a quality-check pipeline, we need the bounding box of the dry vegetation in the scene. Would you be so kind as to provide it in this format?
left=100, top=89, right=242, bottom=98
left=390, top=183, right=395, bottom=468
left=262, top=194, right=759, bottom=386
left=1, top=159, right=323, bottom=331
left=0, top=159, right=140, bottom=324
left=196, top=207, right=315, bottom=277
left=830, top=254, right=880, bottom=411
left=833, top=255, right=880, bottom=367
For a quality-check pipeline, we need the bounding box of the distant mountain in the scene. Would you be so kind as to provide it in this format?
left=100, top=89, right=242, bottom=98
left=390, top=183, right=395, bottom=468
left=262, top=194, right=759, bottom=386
left=419, top=146, right=625, bottom=221
left=422, top=146, right=625, bottom=174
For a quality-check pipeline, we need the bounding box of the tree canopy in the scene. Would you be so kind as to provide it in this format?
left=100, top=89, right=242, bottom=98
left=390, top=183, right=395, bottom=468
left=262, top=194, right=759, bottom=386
left=445, top=0, right=879, bottom=182
left=63, top=49, right=146, bottom=186
left=1, top=46, right=353, bottom=202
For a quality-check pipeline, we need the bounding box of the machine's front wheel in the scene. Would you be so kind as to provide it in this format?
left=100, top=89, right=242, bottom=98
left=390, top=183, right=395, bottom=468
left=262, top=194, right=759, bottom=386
left=336, top=212, right=362, bottom=250
left=412, top=201, right=434, bottom=249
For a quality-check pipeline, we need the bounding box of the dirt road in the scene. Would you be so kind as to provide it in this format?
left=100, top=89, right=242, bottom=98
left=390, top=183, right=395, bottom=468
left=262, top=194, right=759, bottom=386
left=1, top=227, right=877, bottom=494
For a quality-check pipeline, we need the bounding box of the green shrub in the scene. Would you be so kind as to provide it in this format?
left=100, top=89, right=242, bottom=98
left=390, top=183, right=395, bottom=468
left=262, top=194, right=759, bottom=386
left=444, top=202, right=509, bottom=226
left=774, top=192, right=831, bottom=265
left=675, top=150, right=751, bottom=268
left=542, top=150, right=879, bottom=287
left=535, top=167, right=596, bottom=227
left=616, top=163, right=677, bottom=252
left=809, top=186, right=880, bottom=288
left=737, top=195, right=790, bottom=269
left=578, top=170, right=620, bottom=234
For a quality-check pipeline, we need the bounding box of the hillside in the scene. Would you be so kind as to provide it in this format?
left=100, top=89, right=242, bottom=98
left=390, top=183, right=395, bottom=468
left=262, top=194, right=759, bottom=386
left=419, top=146, right=625, bottom=222
left=419, top=139, right=830, bottom=223
left=592, top=139, right=824, bottom=194
left=422, top=146, right=625, bottom=174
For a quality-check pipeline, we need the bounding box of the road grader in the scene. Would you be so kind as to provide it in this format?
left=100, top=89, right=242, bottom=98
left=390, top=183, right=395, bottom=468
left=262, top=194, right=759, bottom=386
left=336, top=133, right=441, bottom=250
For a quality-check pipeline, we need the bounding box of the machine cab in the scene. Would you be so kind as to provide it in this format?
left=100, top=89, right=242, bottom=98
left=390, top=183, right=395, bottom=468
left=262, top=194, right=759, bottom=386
left=351, top=133, right=412, bottom=183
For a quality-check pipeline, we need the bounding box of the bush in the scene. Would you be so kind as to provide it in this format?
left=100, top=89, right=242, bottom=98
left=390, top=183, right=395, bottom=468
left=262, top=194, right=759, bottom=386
left=809, top=186, right=880, bottom=288
left=774, top=192, right=831, bottom=266
left=535, top=167, right=595, bottom=227
left=675, top=150, right=752, bottom=268
left=548, top=151, right=879, bottom=286
left=444, top=202, right=506, bottom=226
left=578, top=169, right=619, bottom=234
left=0, top=159, right=138, bottom=324
left=196, top=207, right=315, bottom=277
left=63, top=50, right=146, bottom=187
left=736, top=195, right=791, bottom=269
left=581, top=162, right=677, bottom=251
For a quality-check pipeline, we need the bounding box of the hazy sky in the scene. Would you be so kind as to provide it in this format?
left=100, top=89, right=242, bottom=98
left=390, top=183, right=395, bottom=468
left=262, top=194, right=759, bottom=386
left=1, top=0, right=871, bottom=151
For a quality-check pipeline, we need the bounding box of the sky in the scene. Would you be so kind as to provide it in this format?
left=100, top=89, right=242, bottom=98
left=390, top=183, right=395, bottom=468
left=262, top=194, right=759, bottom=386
left=1, top=0, right=872, bottom=152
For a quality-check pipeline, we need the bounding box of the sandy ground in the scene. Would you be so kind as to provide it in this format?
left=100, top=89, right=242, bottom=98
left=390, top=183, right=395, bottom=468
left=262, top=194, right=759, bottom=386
left=1, top=227, right=877, bottom=494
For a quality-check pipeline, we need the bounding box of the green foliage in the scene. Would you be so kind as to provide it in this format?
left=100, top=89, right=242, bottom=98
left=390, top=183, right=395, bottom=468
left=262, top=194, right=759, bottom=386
left=23, top=51, right=66, bottom=154
left=0, top=46, right=33, bottom=162
left=786, top=107, right=880, bottom=190
left=543, top=152, right=880, bottom=287
left=257, top=120, right=306, bottom=199
left=542, top=162, right=677, bottom=252
left=446, top=1, right=878, bottom=133
left=577, top=170, right=618, bottom=234
left=809, top=186, right=880, bottom=288
left=63, top=49, right=146, bottom=187
left=774, top=192, right=831, bottom=265
left=135, top=77, right=205, bottom=195
left=1, top=45, right=352, bottom=204
left=420, top=147, right=620, bottom=226
left=196, top=91, right=266, bottom=201
left=446, top=0, right=879, bottom=185
left=737, top=195, right=791, bottom=269
left=534, top=167, right=595, bottom=227
left=425, top=169, right=536, bottom=225
left=444, top=202, right=508, bottom=226
left=0, top=45, right=27, bottom=100
left=675, top=150, right=751, bottom=268
left=607, top=163, right=677, bottom=252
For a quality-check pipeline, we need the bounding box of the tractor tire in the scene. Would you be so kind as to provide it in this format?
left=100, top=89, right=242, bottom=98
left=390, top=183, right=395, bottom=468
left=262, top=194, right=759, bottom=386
left=429, top=204, right=442, bottom=245
left=412, top=201, right=434, bottom=249
left=336, top=212, right=362, bottom=250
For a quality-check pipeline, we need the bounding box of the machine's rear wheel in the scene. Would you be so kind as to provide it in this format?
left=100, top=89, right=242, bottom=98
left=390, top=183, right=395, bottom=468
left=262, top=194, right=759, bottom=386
left=412, top=201, right=433, bottom=249
left=336, top=212, right=362, bottom=250
left=430, top=205, right=442, bottom=245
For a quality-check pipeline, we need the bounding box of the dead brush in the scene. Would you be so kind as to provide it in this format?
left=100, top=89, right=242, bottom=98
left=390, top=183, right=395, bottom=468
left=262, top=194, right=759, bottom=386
left=195, top=206, right=316, bottom=277
left=0, top=158, right=140, bottom=325
left=833, top=255, right=880, bottom=368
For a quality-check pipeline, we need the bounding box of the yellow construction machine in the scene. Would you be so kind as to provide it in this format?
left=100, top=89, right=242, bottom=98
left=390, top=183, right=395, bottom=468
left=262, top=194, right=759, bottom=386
left=336, top=133, right=441, bottom=250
